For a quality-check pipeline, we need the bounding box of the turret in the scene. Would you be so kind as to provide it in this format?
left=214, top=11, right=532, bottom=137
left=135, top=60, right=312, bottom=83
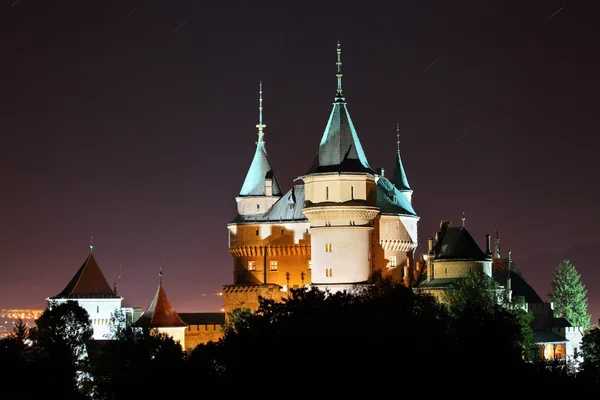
left=299, top=41, right=379, bottom=292
left=236, top=82, right=282, bottom=216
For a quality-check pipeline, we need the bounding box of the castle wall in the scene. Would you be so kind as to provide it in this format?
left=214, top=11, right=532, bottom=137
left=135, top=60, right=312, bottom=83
left=229, top=222, right=311, bottom=287
left=432, top=260, right=492, bottom=279
left=184, top=324, right=224, bottom=350
left=373, top=214, right=419, bottom=282
left=157, top=326, right=186, bottom=350
left=311, top=225, right=373, bottom=284
left=223, top=284, right=290, bottom=315
left=50, top=298, right=122, bottom=340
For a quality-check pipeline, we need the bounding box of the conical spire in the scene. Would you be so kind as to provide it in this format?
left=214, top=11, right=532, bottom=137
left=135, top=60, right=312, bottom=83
left=239, top=82, right=282, bottom=196
left=135, top=269, right=186, bottom=328
left=305, top=41, right=373, bottom=175
left=51, top=247, right=121, bottom=299
left=390, top=123, right=412, bottom=192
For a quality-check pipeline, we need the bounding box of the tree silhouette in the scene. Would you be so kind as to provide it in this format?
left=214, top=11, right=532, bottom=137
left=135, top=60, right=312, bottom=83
left=549, top=259, right=591, bottom=330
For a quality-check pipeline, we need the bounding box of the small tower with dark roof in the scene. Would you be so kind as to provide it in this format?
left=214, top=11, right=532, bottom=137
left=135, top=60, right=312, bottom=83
left=134, top=269, right=187, bottom=349
left=299, top=41, right=380, bottom=293
left=391, top=122, right=413, bottom=204
left=236, top=82, right=282, bottom=216
left=47, top=243, right=123, bottom=340
left=372, top=124, right=420, bottom=285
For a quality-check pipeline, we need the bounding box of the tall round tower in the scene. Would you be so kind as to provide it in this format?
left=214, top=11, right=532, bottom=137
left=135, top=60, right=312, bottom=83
left=299, top=42, right=379, bottom=293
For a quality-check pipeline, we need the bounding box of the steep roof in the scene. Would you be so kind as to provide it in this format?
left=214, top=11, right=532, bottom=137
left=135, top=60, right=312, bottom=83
left=434, top=226, right=491, bottom=262
left=239, top=136, right=282, bottom=197
left=492, top=259, right=543, bottom=303
left=135, top=282, right=186, bottom=328
left=231, top=184, right=308, bottom=224
left=390, top=123, right=412, bottom=192
left=304, top=42, right=373, bottom=176
left=239, top=82, right=282, bottom=197
left=391, top=150, right=411, bottom=192
left=376, top=177, right=417, bottom=216
left=50, top=253, right=120, bottom=299
left=305, top=102, right=374, bottom=175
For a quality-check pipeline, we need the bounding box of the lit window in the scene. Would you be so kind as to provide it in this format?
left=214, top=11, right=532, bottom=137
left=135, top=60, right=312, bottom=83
left=329, top=268, right=333, bottom=277
left=248, top=261, right=256, bottom=271
left=325, top=243, right=333, bottom=252
left=270, top=261, right=278, bottom=271
left=390, top=255, right=397, bottom=267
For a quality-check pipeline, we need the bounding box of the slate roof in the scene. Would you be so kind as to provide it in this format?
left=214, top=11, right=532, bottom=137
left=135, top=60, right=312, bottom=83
left=230, top=184, right=308, bottom=224
left=239, top=136, right=282, bottom=197
left=50, top=253, right=120, bottom=299
left=376, top=177, right=417, bottom=216
left=179, top=312, right=225, bottom=326
left=434, top=227, right=491, bottom=262
left=304, top=100, right=374, bottom=175
left=135, top=283, right=187, bottom=328
left=534, top=330, right=568, bottom=344
left=492, top=259, right=543, bottom=304
left=391, top=150, right=411, bottom=192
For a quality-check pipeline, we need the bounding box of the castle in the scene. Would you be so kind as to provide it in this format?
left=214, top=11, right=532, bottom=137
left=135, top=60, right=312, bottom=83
left=46, top=42, right=583, bottom=364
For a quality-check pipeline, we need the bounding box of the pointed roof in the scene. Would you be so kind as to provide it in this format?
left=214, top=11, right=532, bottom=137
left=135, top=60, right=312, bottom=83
left=50, top=252, right=120, bottom=299
left=391, top=123, right=411, bottom=191
left=304, top=42, right=373, bottom=176
left=434, top=226, right=491, bottom=262
left=239, top=82, right=282, bottom=197
left=135, top=280, right=186, bottom=328
left=376, top=177, right=417, bottom=216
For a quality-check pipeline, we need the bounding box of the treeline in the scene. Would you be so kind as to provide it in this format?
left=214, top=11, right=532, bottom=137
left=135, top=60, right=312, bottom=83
left=2, top=273, right=600, bottom=398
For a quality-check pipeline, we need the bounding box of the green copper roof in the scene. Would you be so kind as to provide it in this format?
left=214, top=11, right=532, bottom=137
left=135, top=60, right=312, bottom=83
left=239, top=136, right=282, bottom=197
left=376, top=177, right=417, bottom=216
left=391, top=151, right=411, bottom=191
left=231, top=184, right=308, bottom=224
left=305, top=101, right=374, bottom=175
left=304, top=42, right=373, bottom=176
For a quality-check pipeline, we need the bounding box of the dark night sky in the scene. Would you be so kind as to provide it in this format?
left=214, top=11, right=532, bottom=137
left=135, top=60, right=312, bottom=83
left=2, top=1, right=600, bottom=320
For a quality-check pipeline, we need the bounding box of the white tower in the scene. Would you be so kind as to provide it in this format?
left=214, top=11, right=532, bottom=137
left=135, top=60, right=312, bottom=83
left=299, top=42, right=379, bottom=293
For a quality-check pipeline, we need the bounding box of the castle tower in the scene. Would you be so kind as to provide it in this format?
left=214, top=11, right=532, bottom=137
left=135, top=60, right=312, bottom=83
left=372, top=124, right=420, bottom=284
left=391, top=122, right=413, bottom=204
left=47, top=241, right=123, bottom=340
left=134, top=269, right=187, bottom=349
left=298, top=42, right=379, bottom=292
left=236, top=82, right=282, bottom=216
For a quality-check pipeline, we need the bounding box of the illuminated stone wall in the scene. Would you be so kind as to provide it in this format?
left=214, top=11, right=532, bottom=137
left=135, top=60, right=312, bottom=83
left=184, top=324, right=224, bottom=350
left=373, top=214, right=419, bottom=283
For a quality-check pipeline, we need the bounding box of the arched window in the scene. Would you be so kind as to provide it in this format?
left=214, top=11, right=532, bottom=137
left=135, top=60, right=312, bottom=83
left=555, top=344, right=566, bottom=359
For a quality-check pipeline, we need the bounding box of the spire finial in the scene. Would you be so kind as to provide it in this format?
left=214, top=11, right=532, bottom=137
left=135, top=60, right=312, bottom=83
left=256, top=81, right=266, bottom=138
left=396, top=122, right=400, bottom=153
left=461, top=212, right=466, bottom=228
left=90, top=236, right=93, bottom=253
left=335, top=41, right=344, bottom=101
left=494, top=228, right=501, bottom=259
left=159, top=267, right=163, bottom=285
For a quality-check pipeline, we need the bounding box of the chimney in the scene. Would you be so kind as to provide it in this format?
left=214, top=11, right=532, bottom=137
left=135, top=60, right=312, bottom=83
left=377, top=167, right=385, bottom=177
left=428, top=238, right=434, bottom=253
left=265, top=177, right=273, bottom=196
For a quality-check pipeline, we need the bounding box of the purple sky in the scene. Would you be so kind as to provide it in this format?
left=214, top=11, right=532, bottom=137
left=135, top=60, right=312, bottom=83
left=2, top=1, right=600, bottom=321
